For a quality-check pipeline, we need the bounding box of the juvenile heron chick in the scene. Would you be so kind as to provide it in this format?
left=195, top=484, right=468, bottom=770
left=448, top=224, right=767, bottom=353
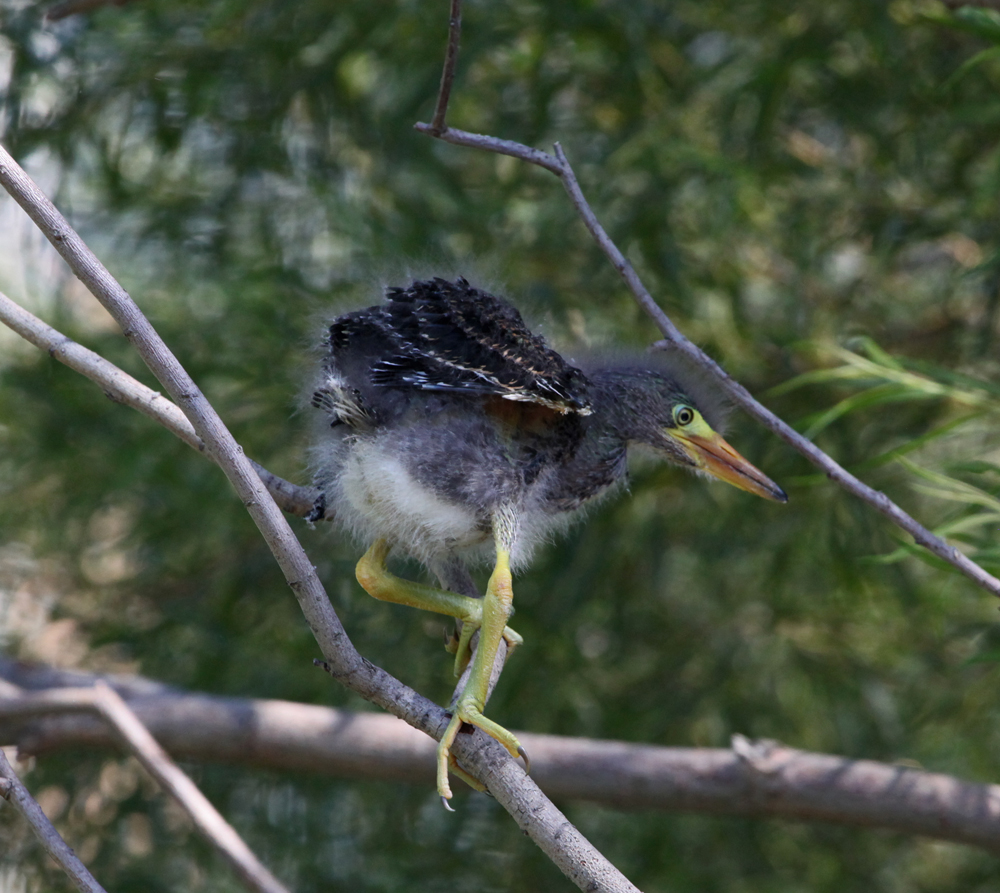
left=310, top=277, right=786, bottom=804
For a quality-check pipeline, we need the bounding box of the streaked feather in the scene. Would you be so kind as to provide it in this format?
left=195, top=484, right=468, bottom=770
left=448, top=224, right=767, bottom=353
left=332, top=277, right=592, bottom=415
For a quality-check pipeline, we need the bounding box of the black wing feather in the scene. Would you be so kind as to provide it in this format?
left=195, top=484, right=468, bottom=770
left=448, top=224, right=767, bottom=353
left=368, top=278, right=591, bottom=414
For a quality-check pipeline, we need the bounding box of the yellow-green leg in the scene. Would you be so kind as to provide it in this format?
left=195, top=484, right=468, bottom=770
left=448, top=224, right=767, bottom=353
left=436, top=546, right=527, bottom=805
left=355, top=539, right=521, bottom=675
left=354, top=538, right=527, bottom=805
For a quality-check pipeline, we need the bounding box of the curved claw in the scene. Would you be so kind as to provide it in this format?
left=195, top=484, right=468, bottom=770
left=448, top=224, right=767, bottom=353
left=517, top=745, right=531, bottom=775
left=440, top=795, right=455, bottom=813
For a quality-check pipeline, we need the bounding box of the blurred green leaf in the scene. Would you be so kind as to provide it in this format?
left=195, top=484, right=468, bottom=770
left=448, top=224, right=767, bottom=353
left=897, top=456, right=1000, bottom=513
left=941, top=45, right=1000, bottom=90
left=943, top=6, right=1000, bottom=44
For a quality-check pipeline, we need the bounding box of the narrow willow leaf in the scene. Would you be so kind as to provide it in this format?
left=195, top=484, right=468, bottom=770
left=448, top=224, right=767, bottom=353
left=897, top=456, right=1000, bottom=513
left=801, top=385, right=926, bottom=439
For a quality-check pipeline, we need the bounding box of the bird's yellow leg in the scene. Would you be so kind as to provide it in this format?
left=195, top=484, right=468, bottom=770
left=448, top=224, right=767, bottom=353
left=437, top=546, right=527, bottom=804
left=355, top=539, right=521, bottom=675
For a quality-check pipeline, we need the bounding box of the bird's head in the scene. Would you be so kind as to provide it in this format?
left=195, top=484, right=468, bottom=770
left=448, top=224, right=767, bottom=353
left=654, top=399, right=787, bottom=502
left=593, top=366, right=787, bottom=503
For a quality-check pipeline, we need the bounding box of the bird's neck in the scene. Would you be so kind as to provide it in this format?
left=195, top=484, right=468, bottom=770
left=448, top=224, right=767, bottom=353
left=587, top=368, right=663, bottom=445
left=534, top=372, right=640, bottom=513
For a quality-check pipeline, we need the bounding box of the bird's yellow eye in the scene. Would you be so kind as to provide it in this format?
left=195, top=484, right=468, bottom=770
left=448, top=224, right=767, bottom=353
left=674, top=405, right=695, bottom=426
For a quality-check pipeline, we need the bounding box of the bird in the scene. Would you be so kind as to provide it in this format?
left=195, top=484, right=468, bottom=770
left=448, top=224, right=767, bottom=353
left=309, top=276, right=786, bottom=805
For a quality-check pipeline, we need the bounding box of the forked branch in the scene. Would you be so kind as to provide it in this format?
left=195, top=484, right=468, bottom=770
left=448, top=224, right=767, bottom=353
left=413, top=0, right=999, bottom=598
left=0, top=291, right=318, bottom=518
left=1, top=681, right=289, bottom=893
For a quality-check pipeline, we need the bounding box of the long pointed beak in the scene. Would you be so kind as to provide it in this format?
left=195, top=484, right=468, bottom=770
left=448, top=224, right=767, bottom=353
left=676, top=431, right=787, bottom=503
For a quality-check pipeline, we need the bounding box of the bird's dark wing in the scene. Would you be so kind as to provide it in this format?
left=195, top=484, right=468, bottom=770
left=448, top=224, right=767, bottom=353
left=370, top=278, right=591, bottom=415
left=313, top=307, right=401, bottom=429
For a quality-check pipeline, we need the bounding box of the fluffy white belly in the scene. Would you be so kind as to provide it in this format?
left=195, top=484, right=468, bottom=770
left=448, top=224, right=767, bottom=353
left=337, top=445, right=489, bottom=562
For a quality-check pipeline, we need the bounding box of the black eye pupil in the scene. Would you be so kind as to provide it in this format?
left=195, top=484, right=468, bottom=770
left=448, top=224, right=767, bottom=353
left=677, top=408, right=693, bottom=425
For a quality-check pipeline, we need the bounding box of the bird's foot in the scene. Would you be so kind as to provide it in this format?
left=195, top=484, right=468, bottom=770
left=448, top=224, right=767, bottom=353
left=446, top=613, right=522, bottom=676
left=437, top=697, right=527, bottom=805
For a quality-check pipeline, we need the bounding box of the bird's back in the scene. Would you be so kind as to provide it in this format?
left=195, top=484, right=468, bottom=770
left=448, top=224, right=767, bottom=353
left=312, top=278, right=597, bottom=569
left=334, top=278, right=590, bottom=416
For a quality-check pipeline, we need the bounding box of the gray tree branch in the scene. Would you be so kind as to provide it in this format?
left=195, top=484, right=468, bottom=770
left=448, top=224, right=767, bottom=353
left=91, top=683, right=291, bottom=893
left=0, top=680, right=290, bottom=893
left=0, top=290, right=319, bottom=519
left=3, top=663, right=1000, bottom=855
left=0, top=747, right=107, bottom=893
left=430, top=0, right=463, bottom=135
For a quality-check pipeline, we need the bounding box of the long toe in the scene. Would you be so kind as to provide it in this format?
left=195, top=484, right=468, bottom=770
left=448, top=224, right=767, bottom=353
left=455, top=699, right=524, bottom=762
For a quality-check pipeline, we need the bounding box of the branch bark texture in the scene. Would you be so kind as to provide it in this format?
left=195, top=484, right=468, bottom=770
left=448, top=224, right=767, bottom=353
left=3, top=664, right=1000, bottom=856
left=0, top=748, right=108, bottom=893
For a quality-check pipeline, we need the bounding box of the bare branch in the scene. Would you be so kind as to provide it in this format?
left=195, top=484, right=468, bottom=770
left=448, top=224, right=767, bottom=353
left=0, top=748, right=107, bottom=893
left=5, top=666, right=1000, bottom=855
left=413, top=122, right=564, bottom=174
left=411, top=124, right=1000, bottom=600
left=0, top=679, right=289, bottom=893
left=0, top=144, right=639, bottom=893
left=0, top=290, right=319, bottom=518
left=0, top=291, right=203, bottom=450
left=92, top=683, right=291, bottom=893
left=0, top=146, right=343, bottom=670
left=430, top=0, right=463, bottom=134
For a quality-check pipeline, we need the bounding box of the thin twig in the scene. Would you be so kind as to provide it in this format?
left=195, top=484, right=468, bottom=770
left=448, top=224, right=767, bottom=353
left=0, top=680, right=288, bottom=893
left=414, top=123, right=563, bottom=173
left=412, top=123, right=1000, bottom=600
left=0, top=144, right=639, bottom=893
left=91, top=683, right=290, bottom=893
left=430, top=0, right=463, bottom=134
left=0, top=291, right=319, bottom=518
left=4, top=668, right=1000, bottom=854
left=0, top=748, right=107, bottom=893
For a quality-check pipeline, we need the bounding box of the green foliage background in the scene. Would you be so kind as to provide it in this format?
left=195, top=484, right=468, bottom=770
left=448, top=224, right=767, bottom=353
left=3, top=0, right=1000, bottom=889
